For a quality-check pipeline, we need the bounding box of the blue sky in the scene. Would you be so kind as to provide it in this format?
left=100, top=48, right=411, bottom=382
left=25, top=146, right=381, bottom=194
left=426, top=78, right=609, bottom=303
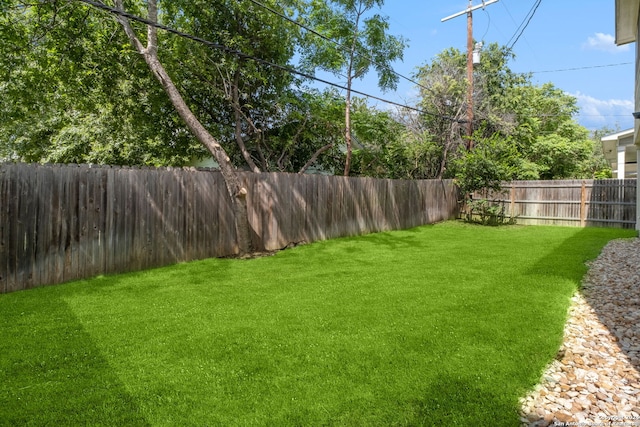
left=326, top=0, right=635, bottom=132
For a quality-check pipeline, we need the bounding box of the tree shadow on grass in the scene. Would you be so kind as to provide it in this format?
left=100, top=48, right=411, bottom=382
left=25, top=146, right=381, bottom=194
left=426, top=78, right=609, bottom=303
left=342, top=225, right=435, bottom=253
left=407, top=374, right=520, bottom=426
left=525, top=227, right=638, bottom=365
left=0, top=290, right=150, bottom=426
left=525, top=227, right=634, bottom=281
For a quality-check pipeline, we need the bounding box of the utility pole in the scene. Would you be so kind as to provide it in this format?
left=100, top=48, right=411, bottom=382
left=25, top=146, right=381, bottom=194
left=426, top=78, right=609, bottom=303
left=442, top=0, right=498, bottom=149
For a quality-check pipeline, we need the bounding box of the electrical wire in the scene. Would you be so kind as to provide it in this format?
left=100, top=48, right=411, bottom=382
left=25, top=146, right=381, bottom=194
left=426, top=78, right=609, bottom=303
left=78, top=0, right=620, bottom=125
left=243, top=0, right=428, bottom=93
left=507, top=0, right=541, bottom=49
left=479, top=8, right=491, bottom=41
left=531, top=62, right=633, bottom=74
left=75, top=0, right=465, bottom=122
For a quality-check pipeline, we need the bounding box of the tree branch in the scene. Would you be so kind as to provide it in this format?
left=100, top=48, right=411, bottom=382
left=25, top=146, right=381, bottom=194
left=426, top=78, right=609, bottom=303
left=108, top=0, right=254, bottom=253
left=299, top=143, right=333, bottom=174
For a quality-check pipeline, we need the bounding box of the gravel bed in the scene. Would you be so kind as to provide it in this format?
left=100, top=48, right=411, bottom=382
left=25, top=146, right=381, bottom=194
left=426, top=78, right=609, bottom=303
left=520, top=237, right=640, bottom=426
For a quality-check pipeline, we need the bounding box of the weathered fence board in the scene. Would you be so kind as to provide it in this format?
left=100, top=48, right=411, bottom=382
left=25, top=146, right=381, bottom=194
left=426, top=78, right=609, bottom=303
left=2, top=166, right=637, bottom=295
left=478, top=179, right=637, bottom=228
left=0, top=163, right=459, bottom=293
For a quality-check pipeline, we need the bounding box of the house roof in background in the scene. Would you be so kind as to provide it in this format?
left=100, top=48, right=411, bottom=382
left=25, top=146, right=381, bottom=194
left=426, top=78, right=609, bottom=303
left=601, top=128, right=635, bottom=142
left=601, top=128, right=637, bottom=176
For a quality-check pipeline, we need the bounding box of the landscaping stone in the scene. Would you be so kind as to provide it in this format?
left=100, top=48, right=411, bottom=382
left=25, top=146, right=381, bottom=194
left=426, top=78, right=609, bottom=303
left=519, top=237, right=640, bottom=427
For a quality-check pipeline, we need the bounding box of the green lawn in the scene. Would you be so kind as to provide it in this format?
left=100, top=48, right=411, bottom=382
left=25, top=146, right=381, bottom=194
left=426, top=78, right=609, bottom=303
left=0, top=222, right=634, bottom=426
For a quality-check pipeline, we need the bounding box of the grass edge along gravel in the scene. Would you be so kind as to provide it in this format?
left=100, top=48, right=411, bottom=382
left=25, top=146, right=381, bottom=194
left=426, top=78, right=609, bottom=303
left=0, top=222, right=635, bottom=426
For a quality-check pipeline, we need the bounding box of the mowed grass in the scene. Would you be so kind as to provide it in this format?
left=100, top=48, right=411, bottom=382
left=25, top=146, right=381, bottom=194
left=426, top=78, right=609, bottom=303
left=0, top=222, right=635, bottom=426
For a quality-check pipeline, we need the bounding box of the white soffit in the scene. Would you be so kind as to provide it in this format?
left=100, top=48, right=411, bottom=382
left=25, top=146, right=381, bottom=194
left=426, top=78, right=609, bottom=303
left=601, top=128, right=635, bottom=142
left=616, top=0, right=639, bottom=45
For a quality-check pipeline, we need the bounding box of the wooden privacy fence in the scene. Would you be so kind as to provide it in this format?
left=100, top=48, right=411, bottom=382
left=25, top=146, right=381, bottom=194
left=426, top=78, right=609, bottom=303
left=479, top=179, right=637, bottom=228
left=0, top=163, right=459, bottom=293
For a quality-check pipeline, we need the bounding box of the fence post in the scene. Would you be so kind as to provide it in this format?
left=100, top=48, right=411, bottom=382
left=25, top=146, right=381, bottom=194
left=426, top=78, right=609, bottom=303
left=509, top=183, right=515, bottom=219
left=580, top=180, right=587, bottom=227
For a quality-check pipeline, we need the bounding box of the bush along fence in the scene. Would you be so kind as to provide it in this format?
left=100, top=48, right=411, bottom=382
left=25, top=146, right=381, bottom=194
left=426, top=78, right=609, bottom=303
left=471, top=179, right=637, bottom=228
left=0, top=163, right=459, bottom=293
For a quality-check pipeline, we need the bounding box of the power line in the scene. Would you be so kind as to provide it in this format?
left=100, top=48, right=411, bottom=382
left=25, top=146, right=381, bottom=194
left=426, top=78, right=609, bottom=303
left=507, top=0, right=541, bottom=49
left=76, top=0, right=465, bottom=122
left=243, top=0, right=427, bottom=93
left=498, top=0, right=538, bottom=62
left=60, top=0, right=638, bottom=130
left=577, top=114, right=632, bottom=117
left=531, top=62, right=633, bottom=74
left=479, top=8, right=492, bottom=42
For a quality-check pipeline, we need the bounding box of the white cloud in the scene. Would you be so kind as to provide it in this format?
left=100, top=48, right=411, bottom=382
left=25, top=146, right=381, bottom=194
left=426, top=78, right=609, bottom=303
left=572, top=91, right=634, bottom=130
left=582, top=33, right=630, bottom=53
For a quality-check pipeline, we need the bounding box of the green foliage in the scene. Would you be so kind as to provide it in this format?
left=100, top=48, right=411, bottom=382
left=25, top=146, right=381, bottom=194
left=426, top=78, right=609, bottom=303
left=409, top=42, right=611, bottom=184
left=348, top=99, right=407, bottom=176
left=452, top=133, right=518, bottom=196
left=0, top=0, right=337, bottom=170
left=451, top=132, right=521, bottom=226
left=0, top=0, right=410, bottom=173
left=578, top=128, right=614, bottom=179
left=528, top=136, right=590, bottom=180
left=0, top=2, right=614, bottom=180
left=383, top=130, right=445, bottom=179
left=160, top=0, right=309, bottom=170
left=0, top=0, right=202, bottom=165
left=259, top=89, right=347, bottom=173
left=465, top=199, right=516, bottom=226
left=300, top=0, right=406, bottom=175
left=301, top=0, right=406, bottom=92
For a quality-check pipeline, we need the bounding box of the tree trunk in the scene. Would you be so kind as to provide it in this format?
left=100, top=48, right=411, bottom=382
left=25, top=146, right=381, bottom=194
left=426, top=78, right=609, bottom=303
left=112, top=0, right=253, bottom=255
left=344, top=90, right=352, bottom=176
left=343, top=3, right=364, bottom=177
left=231, top=69, right=261, bottom=173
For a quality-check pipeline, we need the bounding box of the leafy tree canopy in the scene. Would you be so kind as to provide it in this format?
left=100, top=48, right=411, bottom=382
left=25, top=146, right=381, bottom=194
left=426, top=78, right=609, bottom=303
left=0, top=0, right=343, bottom=172
left=0, top=0, right=202, bottom=165
left=0, top=3, right=613, bottom=184
left=409, top=42, right=611, bottom=189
